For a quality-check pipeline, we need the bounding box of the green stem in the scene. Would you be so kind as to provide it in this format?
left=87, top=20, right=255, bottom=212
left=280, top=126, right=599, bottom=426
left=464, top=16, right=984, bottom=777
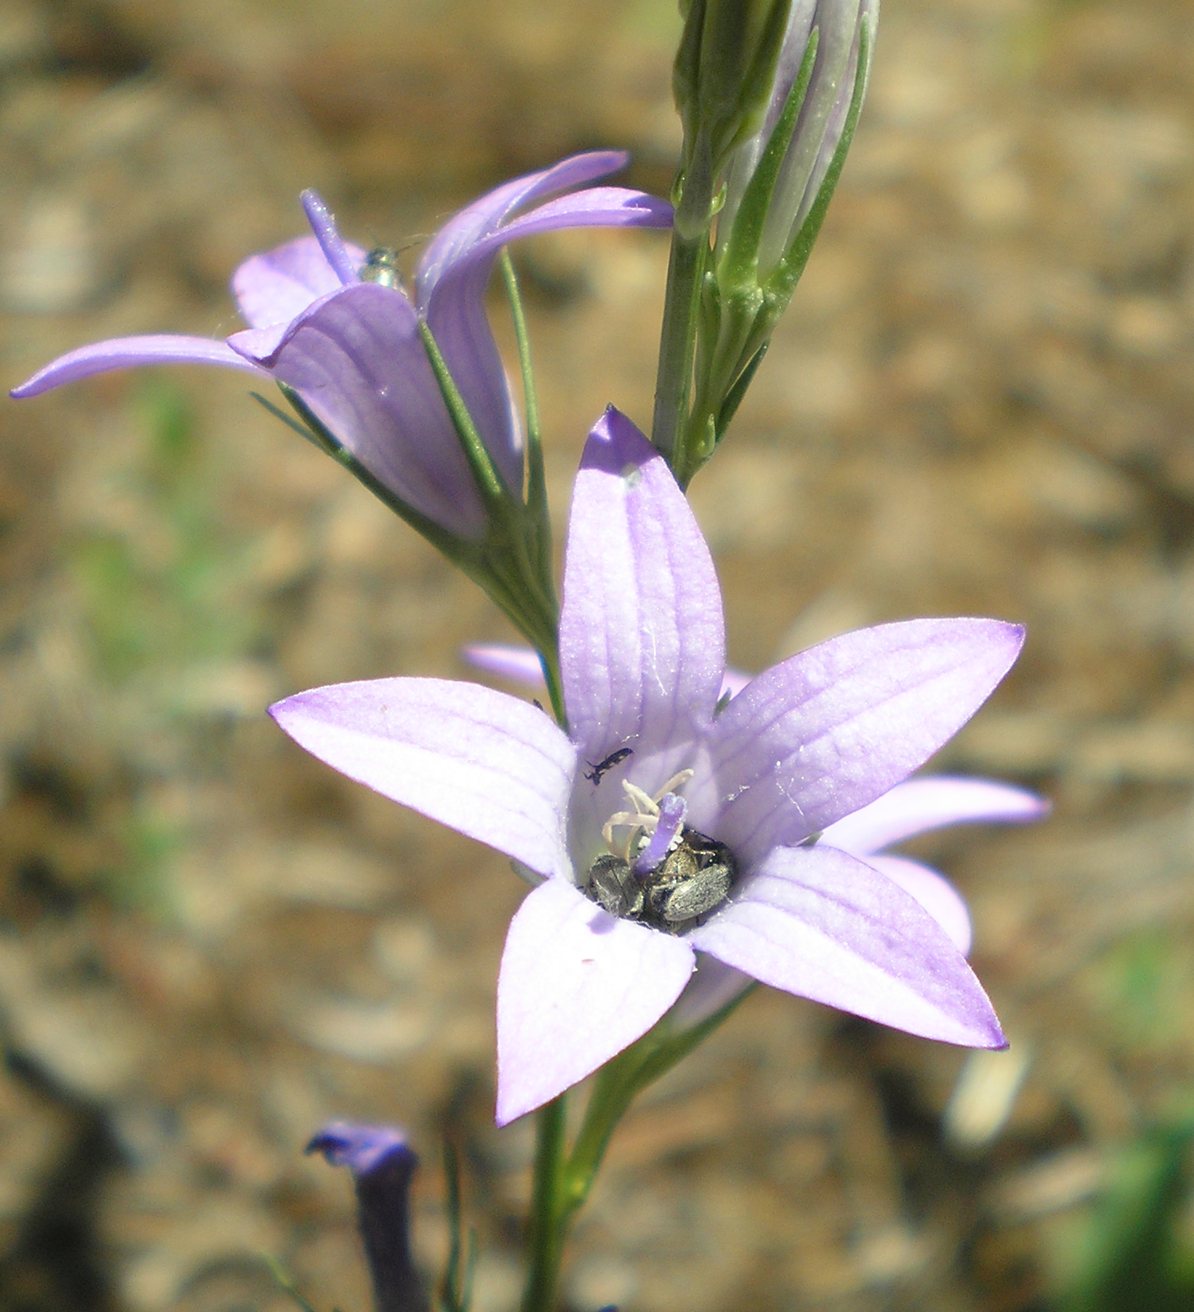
left=540, top=644, right=567, bottom=730
left=516, top=986, right=753, bottom=1308
left=565, top=985, right=755, bottom=1217
left=417, top=320, right=509, bottom=509
left=499, top=250, right=553, bottom=585
left=650, top=226, right=707, bottom=485
left=520, top=1096, right=569, bottom=1312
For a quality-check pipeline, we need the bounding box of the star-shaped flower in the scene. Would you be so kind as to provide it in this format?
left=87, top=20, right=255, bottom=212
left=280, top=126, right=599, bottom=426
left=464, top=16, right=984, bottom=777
left=461, top=644, right=1045, bottom=1022
left=12, top=153, right=670, bottom=539
left=271, top=408, right=1028, bottom=1124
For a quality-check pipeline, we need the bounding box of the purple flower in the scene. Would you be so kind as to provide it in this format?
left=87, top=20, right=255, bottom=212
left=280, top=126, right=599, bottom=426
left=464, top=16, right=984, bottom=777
left=308, top=1121, right=425, bottom=1312
left=271, top=408, right=1028, bottom=1125
left=12, top=153, right=671, bottom=539
left=462, top=647, right=1045, bottom=1023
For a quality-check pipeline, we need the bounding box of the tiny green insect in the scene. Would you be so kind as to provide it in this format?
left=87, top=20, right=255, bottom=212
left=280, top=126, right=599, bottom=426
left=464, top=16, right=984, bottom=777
left=359, top=246, right=404, bottom=289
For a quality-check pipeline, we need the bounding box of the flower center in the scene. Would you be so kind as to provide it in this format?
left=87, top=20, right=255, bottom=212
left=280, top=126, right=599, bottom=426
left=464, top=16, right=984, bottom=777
left=582, top=771, right=738, bottom=934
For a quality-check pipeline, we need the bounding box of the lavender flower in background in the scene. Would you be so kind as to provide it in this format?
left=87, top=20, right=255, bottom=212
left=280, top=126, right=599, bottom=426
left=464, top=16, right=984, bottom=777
left=12, top=153, right=671, bottom=543
left=308, top=1122, right=427, bottom=1312
left=271, top=408, right=1027, bottom=1125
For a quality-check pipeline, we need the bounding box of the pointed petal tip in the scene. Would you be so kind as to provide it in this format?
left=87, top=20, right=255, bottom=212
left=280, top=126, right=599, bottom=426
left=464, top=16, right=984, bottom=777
left=494, top=1087, right=530, bottom=1129
left=975, top=617, right=1027, bottom=676
left=692, top=849, right=1008, bottom=1052
left=961, top=1007, right=1008, bottom=1051
left=496, top=881, right=694, bottom=1126
left=581, top=405, right=655, bottom=475
left=1001, top=618, right=1027, bottom=655
left=11, top=335, right=266, bottom=398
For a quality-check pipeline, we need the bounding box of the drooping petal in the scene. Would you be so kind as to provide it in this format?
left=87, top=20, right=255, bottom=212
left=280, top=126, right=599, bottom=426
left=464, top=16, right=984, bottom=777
left=496, top=879, right=695, bottom=1124
left=859, top=852, right=973, bottom=955
left=703, top=619, right=1025, bottom=865
left=269, top=678, right=576, bottom=880
left=10, top=335, right=266, bottom=397
left=689, top=845, right=1005, bottom=1047
left=560, top=409, right=725, bottom=790
left=417, top=151, right=640, bottom=293
left=417, top=154, right=671, bottom=507
left=230, top=283, right=489, bottom=538
left=458, top=187, right=674, bottom=275
left=232, top=233, right=366, bottom=331
left=822, top=776, right=1047, bottom=856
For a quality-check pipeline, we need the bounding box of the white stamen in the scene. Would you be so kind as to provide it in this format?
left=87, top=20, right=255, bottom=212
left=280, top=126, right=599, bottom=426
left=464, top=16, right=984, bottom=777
left=600, top=768, right=697, bottom=861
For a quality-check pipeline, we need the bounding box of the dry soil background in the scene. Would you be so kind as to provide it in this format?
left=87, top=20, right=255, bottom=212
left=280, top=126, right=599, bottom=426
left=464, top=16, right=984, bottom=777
left=1, top=1, right=1192, bottom=1310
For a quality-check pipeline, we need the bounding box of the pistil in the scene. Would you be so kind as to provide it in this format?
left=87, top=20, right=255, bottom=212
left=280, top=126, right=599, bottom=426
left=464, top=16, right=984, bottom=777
left=633, top=793, right=686, bottom=875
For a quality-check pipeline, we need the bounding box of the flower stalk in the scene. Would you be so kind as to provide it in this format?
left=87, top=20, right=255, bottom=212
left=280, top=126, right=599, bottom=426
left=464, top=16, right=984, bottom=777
left=655, top=0, right=879, bottom=484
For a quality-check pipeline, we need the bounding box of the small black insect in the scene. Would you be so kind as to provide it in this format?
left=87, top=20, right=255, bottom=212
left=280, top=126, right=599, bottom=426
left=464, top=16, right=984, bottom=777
left=583, top=747, right=633, bottom=785
left=359, top=246, right=405, bottom=289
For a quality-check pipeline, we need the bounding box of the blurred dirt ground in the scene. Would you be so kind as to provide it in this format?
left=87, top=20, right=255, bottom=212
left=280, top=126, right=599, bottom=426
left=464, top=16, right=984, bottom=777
left=2, top=0, right=1192, bottom=1309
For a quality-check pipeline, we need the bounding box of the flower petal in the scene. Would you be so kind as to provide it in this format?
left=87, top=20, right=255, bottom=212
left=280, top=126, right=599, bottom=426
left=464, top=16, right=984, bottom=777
left=417, top=154, right=671, bottom=507
left=689, top=845, right=1005, bottom=1047
left=269, top=677, right=575, bottom=879
left=462, top=643, right=547, bottom=688
left=459, top=187, right=673, bottom=274
left=668, top=955, right=754, bottom=1028
left=463, top=643, right=750, bottom=711
left=231, top=283, right=489, bottom=538
left=560, top=409, right=726, bottom=783
left=822, top=775, right=1048, bottom=856
left=306, top=1122, right=423, bottom=1312
left=232, top=234, right=366, bottom=330
left=860, top=853, right=972, bottom=955
left=418, top=288, right=523, bottom=498
left=10, top=335, right=266, bottom=397
left=496, top=879, right=695, bottom=1124
left=417, top=151, right=636, bottom=293
left=705, top=618, right=1025, bottom=864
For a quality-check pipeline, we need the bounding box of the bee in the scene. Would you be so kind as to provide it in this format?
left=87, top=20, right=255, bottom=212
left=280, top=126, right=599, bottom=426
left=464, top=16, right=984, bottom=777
left=583, top=747, right=633, bottom=786
left=359, top=246, right=405, bottom=290
left=584, top=828, right=736, bottom=934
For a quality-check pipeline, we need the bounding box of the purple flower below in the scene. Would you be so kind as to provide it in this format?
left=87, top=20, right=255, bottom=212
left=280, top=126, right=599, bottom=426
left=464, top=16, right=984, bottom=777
left=11, top=153, right=671, bottom=539
left=272, top=408, right=1032, bottom=1125
left=308, top=1121, right=425, bottom=1312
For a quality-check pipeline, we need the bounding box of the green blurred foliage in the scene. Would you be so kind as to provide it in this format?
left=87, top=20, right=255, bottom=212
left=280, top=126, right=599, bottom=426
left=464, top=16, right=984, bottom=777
left=67, top=376, right=264, bottom=692
left=62, top=378, right=268, bottom=919
left=1054, top=1114, right=1194, bottom=1312
left=1097, top=930, right=1193, bottom=1053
